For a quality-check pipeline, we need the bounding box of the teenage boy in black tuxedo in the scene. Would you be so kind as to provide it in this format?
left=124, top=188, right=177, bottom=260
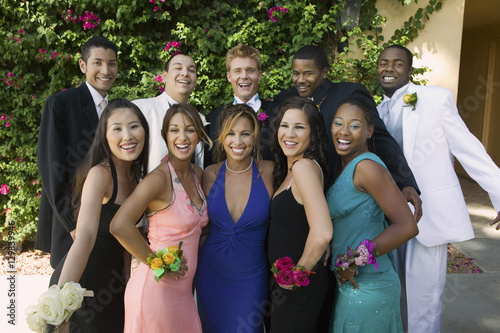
left=36, top=36, right=118, bottom=268
left=204, top=43, right=275, bottom=167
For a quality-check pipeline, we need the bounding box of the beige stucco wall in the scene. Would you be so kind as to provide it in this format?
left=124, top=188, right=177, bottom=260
left=376, top=0, right=465, bottom=99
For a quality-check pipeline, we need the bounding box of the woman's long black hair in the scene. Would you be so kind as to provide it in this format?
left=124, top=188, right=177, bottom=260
left=71, top=99, right=150, bottom=219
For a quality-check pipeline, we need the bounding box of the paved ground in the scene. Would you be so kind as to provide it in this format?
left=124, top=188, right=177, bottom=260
left=1, top=176, right=499, bottom=332
left=441, top=177, right=500, bottom=333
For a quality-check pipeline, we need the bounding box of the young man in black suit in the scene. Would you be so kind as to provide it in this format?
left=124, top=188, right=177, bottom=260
left=36, top=36, right=118, bottom=268
left=204, top=43, right=275, bottom=167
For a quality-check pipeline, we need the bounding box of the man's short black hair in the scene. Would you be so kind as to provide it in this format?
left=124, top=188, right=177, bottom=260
left=293, top=45, right=329, bottom=71
left=380, top=45, right=413, bottom=67
left=81, top=36, right=118, bottom=63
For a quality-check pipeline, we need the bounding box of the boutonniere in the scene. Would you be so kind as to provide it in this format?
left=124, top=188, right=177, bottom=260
left=403, top=92, right=418, bottom=111
left=257, top=109, right=269, bottom=129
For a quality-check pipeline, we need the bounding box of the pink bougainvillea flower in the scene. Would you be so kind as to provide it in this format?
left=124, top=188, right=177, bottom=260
left=6, top=122, right=10, bottom=127
left=1, top=114, right=6, bottom=120
left=33, top=180, right=38, bottom=185
left=153, top=75, right=163, bottom=82
left=7, top=72, right=13, bottom=78
left=40, top=49, right=46, bottom=54
left=164, top=41, right=181, bottom=52
left=0, top=184, right=9, bottom=195
left=18, top=29, right=24, bottom=33
left=159, top=85, right=165, bottom=93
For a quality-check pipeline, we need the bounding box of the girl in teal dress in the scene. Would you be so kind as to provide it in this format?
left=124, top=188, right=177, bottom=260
left=327, top=97, right=418, bottom=332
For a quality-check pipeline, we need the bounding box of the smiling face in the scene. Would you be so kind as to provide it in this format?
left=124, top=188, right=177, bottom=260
left=223, top=116, right=255, bottom=163
left=79, top=47, right=118, bottom=97
left=106, top=108, right=146, bottom=162
left=166, top=112, right=200, bottom=161
left=162, top=54, right=197, bottom=103
left=227, top=57, right=262, bottom=103
left=331, top=103, right=374, bottom=160
left=278, top=108, right=311, bottom=162
left=292, top=59, right=328, bottom=98
left=377, top=47, right=413, bottom=98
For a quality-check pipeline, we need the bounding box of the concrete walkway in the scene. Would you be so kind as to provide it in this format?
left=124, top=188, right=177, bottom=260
left=1, top=176, right=499, bottom=332
left=441, top=177, right=500, bottom=333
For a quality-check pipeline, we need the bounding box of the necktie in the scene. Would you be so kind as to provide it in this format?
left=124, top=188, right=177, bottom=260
left=381, top=100, right=393, bottom=134
left=98, top=99, right=107, bottom=118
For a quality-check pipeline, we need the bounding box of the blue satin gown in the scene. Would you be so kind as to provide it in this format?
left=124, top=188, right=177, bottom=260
left=196, top=160, right=270, bottom=333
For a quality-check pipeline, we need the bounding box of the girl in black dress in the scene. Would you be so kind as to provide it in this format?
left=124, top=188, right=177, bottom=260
left=267, top=97, right=333, bottom=332
left=49, top=99, right=149, bottom=333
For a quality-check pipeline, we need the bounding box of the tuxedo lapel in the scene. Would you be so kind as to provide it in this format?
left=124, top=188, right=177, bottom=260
left=78, top=84, right=99, bottom=129
left=402, top=83, right=420, bottom=159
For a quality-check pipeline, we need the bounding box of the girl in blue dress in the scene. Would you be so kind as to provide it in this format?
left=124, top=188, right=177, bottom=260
left=327, top=97, right=418, bottom=332
left=196, top=104, right=274, bottom=333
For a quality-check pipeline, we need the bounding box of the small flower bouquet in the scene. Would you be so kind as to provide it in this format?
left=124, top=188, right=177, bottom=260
left=334, top=239, right=379, bottom=274
left=403, top=92, right=418, bottom=110
left=271, top=257, right=315, bottom=287
left=147, top=241, right=185, bottom=282
left=25, top=281, right=93, bottom=333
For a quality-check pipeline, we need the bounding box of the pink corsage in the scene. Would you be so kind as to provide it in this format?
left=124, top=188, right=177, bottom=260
left=271, top=257, right=315, bottom=287
left=334, top=239, right=379, bottom=273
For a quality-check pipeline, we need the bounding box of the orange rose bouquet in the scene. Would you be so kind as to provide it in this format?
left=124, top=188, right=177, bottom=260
left=146, top=241, right=185, bottom=282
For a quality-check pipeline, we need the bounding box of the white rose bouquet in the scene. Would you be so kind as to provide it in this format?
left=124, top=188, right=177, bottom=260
left=25, top=281, right=93, bottom=333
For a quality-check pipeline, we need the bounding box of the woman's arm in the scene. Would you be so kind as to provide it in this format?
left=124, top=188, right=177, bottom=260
left=56, top=166, right=110, bottom=286
left=354, top=159, right=419, bottom=255
left=292, top=159, right=333, bottom=272
left=110, top=169, right=170, bottom=264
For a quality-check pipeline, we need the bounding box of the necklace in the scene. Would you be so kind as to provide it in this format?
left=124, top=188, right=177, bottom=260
left=225, top=157, right=253, bottom=174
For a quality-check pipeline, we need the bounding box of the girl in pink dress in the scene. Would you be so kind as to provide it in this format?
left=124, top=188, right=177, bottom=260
left=111, top=103, right=212, bottom=333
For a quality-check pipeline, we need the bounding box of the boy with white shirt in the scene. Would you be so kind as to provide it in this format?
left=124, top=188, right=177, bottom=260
left=377, top=44, right=500, bottom=333
left=133, top=54, right=199, bottom=172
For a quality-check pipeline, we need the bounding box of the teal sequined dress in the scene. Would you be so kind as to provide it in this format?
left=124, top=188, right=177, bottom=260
left=326, top=153, right=403, bottom=332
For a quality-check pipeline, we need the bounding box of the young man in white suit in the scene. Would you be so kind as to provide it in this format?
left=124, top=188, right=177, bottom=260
left=133, top=54, right=198, bottom=172
left=376, top=44, right=500, bottom=333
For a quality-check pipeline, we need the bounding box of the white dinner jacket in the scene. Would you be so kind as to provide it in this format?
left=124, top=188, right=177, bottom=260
left=378, top=82, right=500, bottom=247
left=133, top=92, right=172, bottom=173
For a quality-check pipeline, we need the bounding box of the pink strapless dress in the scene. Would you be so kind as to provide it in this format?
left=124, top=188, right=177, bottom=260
left=124, top=161, right=208, bottom=333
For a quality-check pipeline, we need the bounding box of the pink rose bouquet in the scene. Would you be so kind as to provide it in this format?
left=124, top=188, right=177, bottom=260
left=147, top=241, right=185, bottom=282
left=271, top=257, right=315, bottom=287
left=334, top=239, right=379, bottom=274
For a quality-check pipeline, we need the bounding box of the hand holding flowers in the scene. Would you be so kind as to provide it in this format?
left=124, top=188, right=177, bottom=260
left=147, top=241, right=187, bottom=282
left=25, top=281, right=93, bottom=333
left=271, top=257, right=315, bottom=290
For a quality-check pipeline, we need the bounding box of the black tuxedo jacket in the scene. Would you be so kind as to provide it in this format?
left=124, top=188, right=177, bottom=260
left=203, top=99, right=276, bottom=168
left=36, top=83, right=99, bottom=268
left=274, top=79, right=419, bottom=191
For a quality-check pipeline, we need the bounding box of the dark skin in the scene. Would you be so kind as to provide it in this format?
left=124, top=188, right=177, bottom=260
left=377, top=47, right=499, bottom=228
left=332, top=103, right=418, bottom=289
